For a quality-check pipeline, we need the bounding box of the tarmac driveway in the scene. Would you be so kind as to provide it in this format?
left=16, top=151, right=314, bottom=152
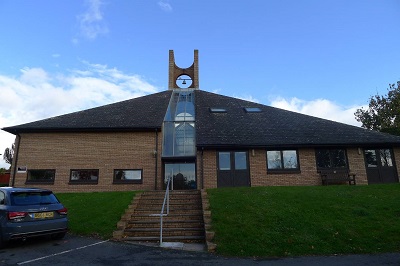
left=0, top=234, right=399, bottom=266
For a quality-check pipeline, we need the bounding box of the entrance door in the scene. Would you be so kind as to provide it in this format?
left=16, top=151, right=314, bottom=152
left=364, top=149, right=399, bottom=184
left=217, top=151, right=250, bottom=187
left=164, top=163, right=196, bottom=190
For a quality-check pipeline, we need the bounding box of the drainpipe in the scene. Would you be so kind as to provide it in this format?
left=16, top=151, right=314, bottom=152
left=154, top=129, right=158, bottom=190
left=11, top=134, right=21, bottom=187
left=201, top=147, right=204, bottom=189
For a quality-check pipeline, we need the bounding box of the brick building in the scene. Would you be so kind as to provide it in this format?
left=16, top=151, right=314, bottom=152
left=2, top=50, right=400, bottom=192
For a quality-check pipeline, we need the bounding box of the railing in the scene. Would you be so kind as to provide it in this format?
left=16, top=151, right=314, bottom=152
left=159, top=175, right=172, bottom=245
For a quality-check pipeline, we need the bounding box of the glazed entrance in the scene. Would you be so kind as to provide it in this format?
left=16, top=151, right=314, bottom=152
left=164, top=163, right=196, bottom=190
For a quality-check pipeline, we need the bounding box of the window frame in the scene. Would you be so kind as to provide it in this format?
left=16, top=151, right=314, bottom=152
left=113, top=169, right=143, bottom=184
left=25, top=169, right=56, bottom=184
left=266, top=149, right=300, bottom=174
left=315, top=148, right=349, bottom=170
left=69, top=169, right=99, bottom=184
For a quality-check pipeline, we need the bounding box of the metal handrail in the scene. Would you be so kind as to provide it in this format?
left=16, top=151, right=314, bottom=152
left=159, top=174, right=172, bottom=245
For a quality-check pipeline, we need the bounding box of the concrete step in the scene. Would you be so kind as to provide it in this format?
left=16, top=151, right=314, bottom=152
left=124, top=235, right=205, bottom=243
left=120, top=189, right=205, bottom=243
left=126, top=220, right=204, bottom=229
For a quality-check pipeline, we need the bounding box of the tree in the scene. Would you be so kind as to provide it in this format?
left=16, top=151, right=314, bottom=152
left=355, top=81, right=400, bottom=136
left=3, top=144, right=14, bottom=165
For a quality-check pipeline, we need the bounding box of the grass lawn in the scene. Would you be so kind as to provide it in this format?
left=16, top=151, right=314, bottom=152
left=207, top=184, right=400, bottom=257
left=57, top=191, right=136, bottom=239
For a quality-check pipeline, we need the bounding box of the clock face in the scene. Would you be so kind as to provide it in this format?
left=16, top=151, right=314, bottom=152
left=176, top=75, right=192, bottom=88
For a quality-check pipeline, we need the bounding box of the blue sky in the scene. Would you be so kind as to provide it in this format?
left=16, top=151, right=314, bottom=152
left=1, top=0, right=399, bottom=168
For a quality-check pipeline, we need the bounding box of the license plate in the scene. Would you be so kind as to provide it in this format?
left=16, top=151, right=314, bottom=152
left=31, top=212, right=54, bottom=219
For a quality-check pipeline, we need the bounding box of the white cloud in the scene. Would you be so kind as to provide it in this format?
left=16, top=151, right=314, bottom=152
left=234, top=94, right=260, bottom=103
left=158, top=0, right=172, bottom=12
left=269, top=96, right=364, bottom=126
left=0, top=63, right=158, bottom=169
left=76, top=0, right=109, bottom=41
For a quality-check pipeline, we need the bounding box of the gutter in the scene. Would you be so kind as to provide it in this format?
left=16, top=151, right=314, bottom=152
left=200, top=147, right=204, bottom=189
left=154, top=129, right=158, bottom=190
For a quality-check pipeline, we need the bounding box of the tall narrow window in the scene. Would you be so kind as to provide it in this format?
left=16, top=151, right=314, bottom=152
left=218, top=152, right=231, bottom=170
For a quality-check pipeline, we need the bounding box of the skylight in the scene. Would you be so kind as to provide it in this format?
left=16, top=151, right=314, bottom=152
left=244, top=107, right=262, bottom=113
left=209, top=108, right=227, bottom=113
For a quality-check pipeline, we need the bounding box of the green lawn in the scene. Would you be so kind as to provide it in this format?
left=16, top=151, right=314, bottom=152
left=207, top=184, right=400, bottom=257
left=57, top=191, right=136, bottom=239
left=54, top=184, right=400, bottom=258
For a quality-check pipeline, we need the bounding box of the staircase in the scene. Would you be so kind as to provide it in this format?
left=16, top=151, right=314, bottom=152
left=120, top=190, right=205, bottom=243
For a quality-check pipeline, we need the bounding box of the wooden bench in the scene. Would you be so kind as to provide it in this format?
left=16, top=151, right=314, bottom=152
left=319, top=169, right=356, bottom=185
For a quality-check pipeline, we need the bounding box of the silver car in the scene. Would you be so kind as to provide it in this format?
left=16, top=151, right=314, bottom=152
left=0, top=187, right=68, bottom=248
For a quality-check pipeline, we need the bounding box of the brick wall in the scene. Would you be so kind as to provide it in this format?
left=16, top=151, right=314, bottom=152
left=250, top=148, right=321, bottom=186
left=200, top=147, right=375, bottom=188
left=346, top=148, right=368, bottom=185
left=199, top=150, right=217, bottom=189
left=11, top=132, right=162, bottom=193
left=10, top=131, right=399, bottom=192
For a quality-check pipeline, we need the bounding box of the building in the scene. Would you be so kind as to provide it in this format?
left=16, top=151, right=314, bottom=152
left=2, top=50, right=400, bottom=192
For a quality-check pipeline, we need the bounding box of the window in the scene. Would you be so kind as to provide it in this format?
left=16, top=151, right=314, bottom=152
left=365, top=149, right=393, bottom=167
left=234, top=152, right=247, bottom=170
left=113, top=169, right=143, bottom=184
left=69, top=169, right=99, bottom=184
left=315, top=149, right=347, bottom=169
left=26, top=169, right=55, bottom=184
left=267, top=150, right=299, bottom=172
left=0, top=191, right=5, bottom=205
left=11, top=191, right=59, bottom=206
left=218, top=152, right=231, bottom=170
left=244, top=107, right=262, bottom=113
left=210, top=108, right=227, bottom=113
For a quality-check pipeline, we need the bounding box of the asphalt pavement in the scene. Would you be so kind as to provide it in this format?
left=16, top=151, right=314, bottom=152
left=0, top=234, right=399, bottom=266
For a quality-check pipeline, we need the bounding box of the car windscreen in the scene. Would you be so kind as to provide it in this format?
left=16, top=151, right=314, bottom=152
left=10, top=191, right=60, bottom=206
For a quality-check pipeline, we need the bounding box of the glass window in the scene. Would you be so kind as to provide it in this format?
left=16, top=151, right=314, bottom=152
left=267, top=150, right=299, bottom=171
left=10, top=191, right=59, bottom=206
left=380, top=149, right=393, bottom=167
left=316, top=149, right=347, bottom=169
left=267, top=151, right=282, bottom=169
left=162, top=90, right=196, bottom=157
left=283, top=150, right=298, bottom=169
left=244, top=107, right=262, bottom=113
left=0, top=191, right=5, bottom=205
left=210, top=108, right=227, bottom=113
left=26, top=170, right=55, bottom=183
left=219, top=152, right=231, bottom=170
left=235, top=152, right=247, bottom=170
left=364, top=150, right=378, bottom=167
left=113, top=169, right=142, bottom=184
left=164, top=163, right=196, bottom=190
left=70, top=169, right=99, bottom=184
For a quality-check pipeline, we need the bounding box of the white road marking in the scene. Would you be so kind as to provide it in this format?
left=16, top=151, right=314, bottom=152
left=17, top=239, right=110, bottom=265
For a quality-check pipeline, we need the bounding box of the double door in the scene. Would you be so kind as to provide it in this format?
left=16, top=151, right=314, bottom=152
left=217, top=151, right=250, bottom=187
left=364, top=149, right=398, bottom=184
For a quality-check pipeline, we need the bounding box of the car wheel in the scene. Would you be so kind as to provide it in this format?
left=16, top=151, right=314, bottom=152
left=51, top=232, right=66, bottom=240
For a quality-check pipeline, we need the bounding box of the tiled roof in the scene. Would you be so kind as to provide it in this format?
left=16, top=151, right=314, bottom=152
left=2, top=91, right=172, bottom=134
left=194, top=90, right=400, bottom=148
left=3, top=89, right=400, bottom=148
